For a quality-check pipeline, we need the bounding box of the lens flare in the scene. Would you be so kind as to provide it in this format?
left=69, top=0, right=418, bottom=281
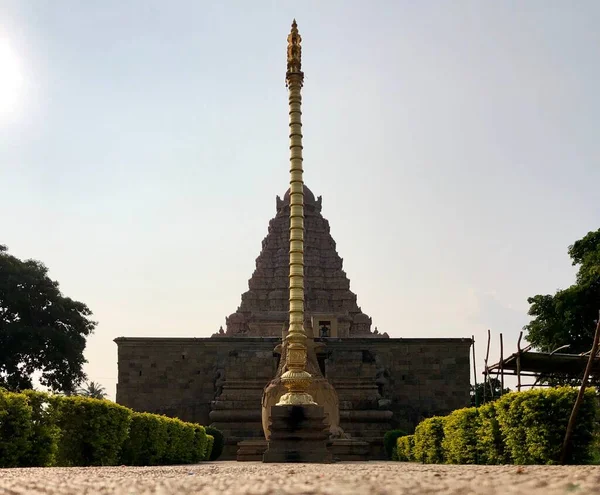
left=0, top=38, right=24, bottom=120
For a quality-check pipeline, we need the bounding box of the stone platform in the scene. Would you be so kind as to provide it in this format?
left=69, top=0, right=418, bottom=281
left=238, top=438, right=370, bottom=462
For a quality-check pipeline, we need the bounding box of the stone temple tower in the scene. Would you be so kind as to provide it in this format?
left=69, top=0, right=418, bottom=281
left=221, top=184, right=380, bottom=340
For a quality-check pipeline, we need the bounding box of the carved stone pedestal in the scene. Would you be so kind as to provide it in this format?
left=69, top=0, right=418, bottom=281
left=238, top=437, right=370, bottom=462
left=262, top=405, right=332, bottom=463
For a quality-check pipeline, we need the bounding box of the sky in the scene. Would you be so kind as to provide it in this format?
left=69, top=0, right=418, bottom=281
left=1, top=1, right=599, bottom=399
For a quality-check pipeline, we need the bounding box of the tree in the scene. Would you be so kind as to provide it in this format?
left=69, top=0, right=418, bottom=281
left=77, top=380, right=107, bottom=399
left=470, top=377, right=511, bottom=406
left=0, top=245, right=96, bottom=393
left=524, top=229, right=600, bottom=354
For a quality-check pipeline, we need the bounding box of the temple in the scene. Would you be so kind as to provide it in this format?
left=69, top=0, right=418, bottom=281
left=114, top=21, right=472, bottom=459
left=221, top=184, right=377, bottom=340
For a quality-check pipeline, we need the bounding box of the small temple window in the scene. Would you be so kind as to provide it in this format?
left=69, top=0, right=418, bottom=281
left=318, top=320, right=331, bottom=338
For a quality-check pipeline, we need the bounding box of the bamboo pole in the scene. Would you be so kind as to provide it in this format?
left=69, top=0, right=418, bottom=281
left=484, top=329, right=491, bottom=403
left=472, top=335, right=478, bottom=406
left=516, top=331, right=523, bottom=392
left=499, top=333, right=504, bottom=396
left=560, top=312, right=600, bottom=464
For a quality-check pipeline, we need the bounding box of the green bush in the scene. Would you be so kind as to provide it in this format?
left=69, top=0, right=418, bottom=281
left=396, top=435, right=414, bottom=462
left=205, top=426, right=224, bottom=461
left=204, top=435, right=215, bottom=461
left=477, top=402, right=509, bottom=465
left=442, top=407, right=480, bottom=464
left=51, top=395, right=132, bottom=466
left=391, top=444, right=399, bottom=461
left=0, top=390, right=33, bottom=467
left=20, top=390, right=60, bottom=467
left=121, top=412, right=169, bottom=466
left=121, top=413, right=206, bottom=466
left=496, top=387, right=597, bottom=465
left=383, top=429, right=407, bottom=460
left=163, top=417, right=196, bottom=465
left=414, top=416, right=446, bottom=464
left=493, top=391, right=527, bottom=464
left=192, top=424, right=208, bottom=463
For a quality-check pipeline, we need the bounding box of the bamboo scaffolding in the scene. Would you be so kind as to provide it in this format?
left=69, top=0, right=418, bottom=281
left=560, top=311, right=600, bottom=464
left=484, top=329, right=491, bottom=403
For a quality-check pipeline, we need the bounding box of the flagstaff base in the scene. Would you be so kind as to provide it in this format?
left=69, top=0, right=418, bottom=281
left=262, top=405, right=332, bottom=463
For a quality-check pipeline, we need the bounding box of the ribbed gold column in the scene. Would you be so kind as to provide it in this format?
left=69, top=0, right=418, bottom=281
left=277, top=19, right=316, bottom=406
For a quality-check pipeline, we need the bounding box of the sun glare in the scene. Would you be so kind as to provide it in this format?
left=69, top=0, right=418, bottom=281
left=0, top=38, right=24, bottom=120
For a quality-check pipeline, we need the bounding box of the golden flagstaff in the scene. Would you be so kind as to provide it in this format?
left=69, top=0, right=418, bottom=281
left=277, top=20, right=316, bottom=406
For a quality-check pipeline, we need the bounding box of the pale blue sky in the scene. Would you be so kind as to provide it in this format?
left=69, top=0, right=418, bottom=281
left=1, top=1, right=599, bottom=398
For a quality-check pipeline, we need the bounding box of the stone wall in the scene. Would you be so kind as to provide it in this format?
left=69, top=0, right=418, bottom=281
left=327, top=338, right=472, bottom=432
left=115, top=336, right=471, bottom=436
left=115, top=337, right=277, bottom=427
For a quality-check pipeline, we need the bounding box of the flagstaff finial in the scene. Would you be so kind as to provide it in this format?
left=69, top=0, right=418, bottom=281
left=286, top=19, right=303, bottom=84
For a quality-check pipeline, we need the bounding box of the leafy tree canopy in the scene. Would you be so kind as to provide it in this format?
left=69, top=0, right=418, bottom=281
left=0, top=245, right=96, bottom=393
left=525, top=229, right=600, bottom=354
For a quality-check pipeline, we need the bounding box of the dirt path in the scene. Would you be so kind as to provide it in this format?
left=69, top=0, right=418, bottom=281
left=1, top=461, right=599, bottom=494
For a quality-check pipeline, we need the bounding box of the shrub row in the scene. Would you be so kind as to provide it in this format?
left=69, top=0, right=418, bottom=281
left=393, top=387, right=597, bottom=465
left=0, top=388, right=220, bottom=467
left=383, top=429, right=407, bottom=460
left=119, top=412, right=212, bottom=466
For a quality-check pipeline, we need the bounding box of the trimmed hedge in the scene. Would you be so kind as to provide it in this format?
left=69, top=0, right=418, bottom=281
left=121, top=412, right=169, bottom=466
left=193, top=425, right=209, bottom=463
left=413, top=416, right=446, bottom=464
left=205, top=426, right=224, bottom=461
left=0, top=390, right=33, bottom=468
left=394, top=387, right=598, bottom=465
left=496, top=387, right=597, bottom=465
left=477, top=402, right=508, bottom=465
left=383, top=429, right=407, bottom=460
left=0, top=388, right=212, bottom=467
left=204, top=435, right=215, bottom=461
left=121, top=413, right=209, bottom=466
left=396, top=435, right=414, bottom=462
left=51, top=395, right=132, bottom=466
left=20, top=390, right=60, bottom=467
left=442, top=407, right=480, bottom=464
left=164, top=417, right=196, bottom=465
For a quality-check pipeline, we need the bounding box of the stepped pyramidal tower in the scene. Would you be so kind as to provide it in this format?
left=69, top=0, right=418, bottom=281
left=115, top=21, right=472, bottom=460
left=219, top=185, right=381, bottom=339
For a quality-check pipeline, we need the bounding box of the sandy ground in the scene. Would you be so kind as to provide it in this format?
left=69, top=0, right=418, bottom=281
left=1, top=462, right=599, bottom=495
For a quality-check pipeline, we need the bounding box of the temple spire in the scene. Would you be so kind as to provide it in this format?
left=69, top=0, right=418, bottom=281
left=277, top=20, right=315, bottom=406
